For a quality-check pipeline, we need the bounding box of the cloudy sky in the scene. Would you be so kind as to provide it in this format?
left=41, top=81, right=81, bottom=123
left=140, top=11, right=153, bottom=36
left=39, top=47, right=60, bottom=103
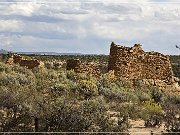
left=0, top=0, right=180, bottom=54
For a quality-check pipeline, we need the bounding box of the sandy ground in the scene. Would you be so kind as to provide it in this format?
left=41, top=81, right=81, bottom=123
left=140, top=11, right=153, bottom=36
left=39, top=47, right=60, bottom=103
left=129, top=119, right=165, bottom=135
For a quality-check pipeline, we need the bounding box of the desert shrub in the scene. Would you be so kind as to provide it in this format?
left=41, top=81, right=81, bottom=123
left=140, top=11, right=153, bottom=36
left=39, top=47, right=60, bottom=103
left=44, top=61, right=63, bottom=70
left=141, top=99, right=163, bottom=127
left=112, top=103, right=141, bottom=120
left=44, top=61, right=53, bottom=69
left=45, top=102, right=92, bottom=131
left=50, top=80, right=76, bottom=97
left=164, top=105, right=180, bottom=133
left=0, top=87, right=33, bottom=132
left=76, top=72, right=94, bottom=81
left=12, top=64, right=28, bottom=74
left=165, top=95, right=180, bottom=105
left=52, top=83, right=69, bottom=94
left=135, top=90, right=151, bottom=102
left=150, top=87, right=165, bottom=103
left=43, top=97, right=121, bottom=132
left=0, top=54, right=9, bottom=62
left=12, top=64, right=34, bottom=77
left=99, top=81, right=138, bottom=103
left=164, top=116, right=180, bottom=133
left=0, top=72, right=32, bottom=86
left=66, top=70, right=77, bottom=82
left=46, top=69, right=59, bottom=80
left=163, top=95, right=180, bottom=133
left=98, top=63, right=108, bottom=74
left=0, top=62, right=11, bottom=73
left=99, top=114, right=130, bottom=133
left=0, top=68, right=36, bottom=93
left=57, top=70, right=67, bottom=82
left=1, top=57, right=180, bottom=133
left=114, top=77, right=132, bottom=88
left=98, top=74, right=112, bottom=91
left=98, top=75, right=138, bottom=102
left=77, top=79, right=98, bottom=99
left=52, top=61, right=62, bottom=70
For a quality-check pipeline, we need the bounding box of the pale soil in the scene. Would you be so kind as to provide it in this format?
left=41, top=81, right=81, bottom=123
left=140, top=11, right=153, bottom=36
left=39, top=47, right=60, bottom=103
left=129, top=119, right=165, bottom=135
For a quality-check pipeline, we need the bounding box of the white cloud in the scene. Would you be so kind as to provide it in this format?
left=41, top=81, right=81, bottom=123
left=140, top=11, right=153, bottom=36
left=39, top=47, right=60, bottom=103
left=0, top=20, right=24, bottom=32
left=0, top=3, right=39, bottom=16
left=0, top=0, right=180, bottom=54
left=0, top=35, right=14, bottom=49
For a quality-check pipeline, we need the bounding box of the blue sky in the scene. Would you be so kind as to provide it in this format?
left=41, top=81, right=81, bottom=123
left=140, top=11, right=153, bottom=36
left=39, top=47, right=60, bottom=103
left=0, top=0, right=180, bottom=54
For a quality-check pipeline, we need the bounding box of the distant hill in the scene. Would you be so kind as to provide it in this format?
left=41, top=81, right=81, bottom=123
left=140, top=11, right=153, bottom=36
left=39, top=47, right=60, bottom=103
left=16, top=52, right=101, bottom=56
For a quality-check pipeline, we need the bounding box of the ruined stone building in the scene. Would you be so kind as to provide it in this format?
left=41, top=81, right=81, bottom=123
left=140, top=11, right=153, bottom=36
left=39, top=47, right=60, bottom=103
left=108, top=42, right=175, bottom=85
left=66, top=42, right=179, bottom=88
left=66, top=59, right=101, bottom=77
left=6, top=54, right=40, bottom=69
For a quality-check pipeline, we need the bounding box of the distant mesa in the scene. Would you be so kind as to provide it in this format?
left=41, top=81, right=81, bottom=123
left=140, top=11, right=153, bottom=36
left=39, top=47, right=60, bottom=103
left=16, top=52, right=88, bottom=56
left=16, top=51, right=105, bottom=56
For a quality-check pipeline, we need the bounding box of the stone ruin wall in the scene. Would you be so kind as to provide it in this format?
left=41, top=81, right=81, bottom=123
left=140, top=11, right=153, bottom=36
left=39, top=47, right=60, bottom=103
left=6, top=54, right=40, bottom=69
left=108, top=42, right=175, bottom=85
left=66, top=59, right=101, bottom=77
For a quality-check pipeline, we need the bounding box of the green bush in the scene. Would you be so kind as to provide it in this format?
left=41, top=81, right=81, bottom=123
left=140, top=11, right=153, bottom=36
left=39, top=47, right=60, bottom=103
left=66, top=70, right=77, bottom=82
left=0, top=62, right=11, bottom=73
left=99, top=82, right=138, bottom=103
left=0, top=59, right=179, bottom=133
left=150, top=87, right=165, bottom=103
left=77, top=79, right=98, bottom=99
left=0, top=87, right=33, bottom=131
left=135, top=90, right=151, bottom=102
left=163, top=101, right=180, bottom=133
left=114, top=77, right=132, bottom=88
left=141, top=99, right=163, bottom=127
left=41, top=97, right=130, bottom=132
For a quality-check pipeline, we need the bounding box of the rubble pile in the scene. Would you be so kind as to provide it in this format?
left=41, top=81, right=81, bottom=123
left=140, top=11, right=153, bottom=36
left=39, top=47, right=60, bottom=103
left=6, top=54, right=40, bottom=69
left=5, top=57, right=14, bottom=65
left=108, top=42, right=179, bottom=87
left=18, top=59, right=40, bottom=69
left=66, top=59, right=81, bottom=70
left=66, top=59, right=101, bottom=77
left=103, top=70, right=115, bottom=80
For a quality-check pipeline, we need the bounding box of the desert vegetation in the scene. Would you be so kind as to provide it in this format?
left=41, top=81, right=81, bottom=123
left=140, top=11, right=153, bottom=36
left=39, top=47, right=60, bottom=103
left=0, top=54, right=179, bottom=133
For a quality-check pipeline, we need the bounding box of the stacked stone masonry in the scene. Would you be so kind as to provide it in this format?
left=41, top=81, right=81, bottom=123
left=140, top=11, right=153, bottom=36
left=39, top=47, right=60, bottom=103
left=6, top=54, right=40, bottom=69
left=108, top=42, right=174, bottom=85
left=66, top=59, right=101, bottom=77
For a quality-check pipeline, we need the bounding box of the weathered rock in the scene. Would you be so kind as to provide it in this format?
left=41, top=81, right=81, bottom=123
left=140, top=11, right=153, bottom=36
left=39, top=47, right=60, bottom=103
left=5, top=57, right=14, bottom=65
left=106, top=70, right=115, bottom=80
